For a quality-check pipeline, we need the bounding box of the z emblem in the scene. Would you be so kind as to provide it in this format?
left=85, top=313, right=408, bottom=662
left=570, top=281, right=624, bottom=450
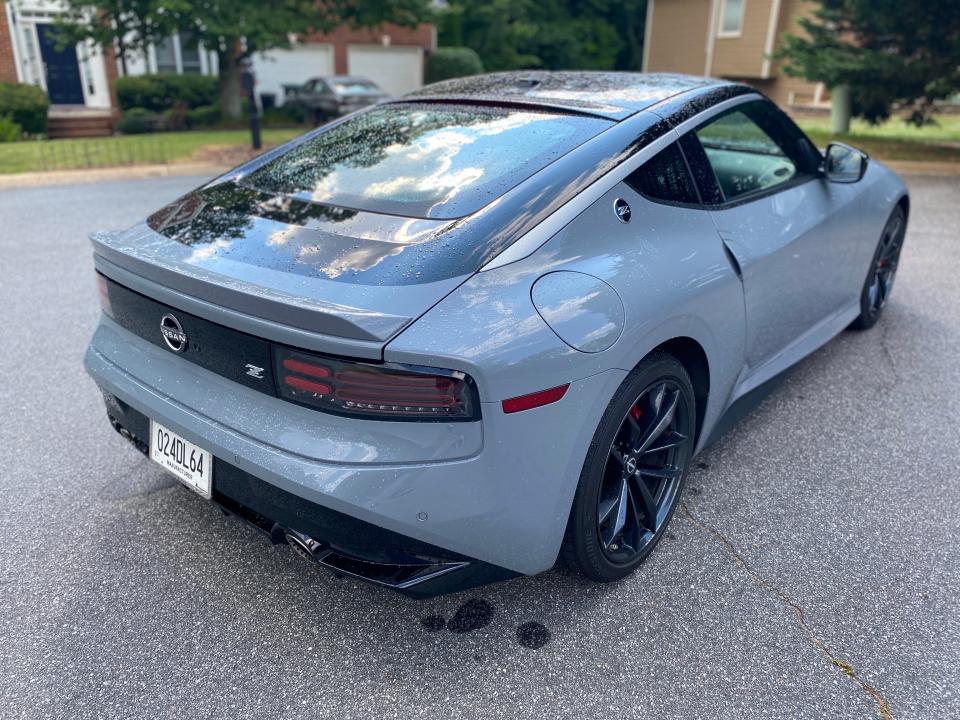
left=245, top=364, right=265, bottom=380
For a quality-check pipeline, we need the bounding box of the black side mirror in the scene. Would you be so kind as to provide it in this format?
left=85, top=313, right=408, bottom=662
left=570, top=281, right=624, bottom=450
left=823, top=142, right=868, bottom=183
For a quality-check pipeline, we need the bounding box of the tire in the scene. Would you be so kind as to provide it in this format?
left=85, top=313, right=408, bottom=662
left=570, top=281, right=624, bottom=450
left=850, top=206, right=906, bottom=331
left=561, top=352, right=697, bottom=582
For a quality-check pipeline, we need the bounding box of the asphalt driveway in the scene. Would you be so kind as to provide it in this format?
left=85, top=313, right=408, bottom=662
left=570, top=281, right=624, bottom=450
left=1, top=174, right=957, bottom=719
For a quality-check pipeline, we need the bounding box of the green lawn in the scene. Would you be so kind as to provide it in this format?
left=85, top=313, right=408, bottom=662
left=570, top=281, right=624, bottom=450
left=796, top=115, right=960, bottom=163
left=0, top=128, right=305, bottom=174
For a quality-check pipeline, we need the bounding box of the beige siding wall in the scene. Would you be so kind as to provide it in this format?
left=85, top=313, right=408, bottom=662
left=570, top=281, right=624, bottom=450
left=760, top=0, right=821, bottom=105
left=755, top=74, right=821, bottom=107
left=645, top=0, right=711, bottom=75
left=644, top=0, right=823, bottom=108
left=711, top=0, right=774, bottom=79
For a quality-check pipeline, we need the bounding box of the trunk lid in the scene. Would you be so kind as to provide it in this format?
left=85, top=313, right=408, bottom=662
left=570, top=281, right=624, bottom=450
left=91, top=182, right=467, bottom=360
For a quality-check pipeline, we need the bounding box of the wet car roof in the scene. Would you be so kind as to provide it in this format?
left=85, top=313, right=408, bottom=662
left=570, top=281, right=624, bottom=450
left=401, top=71, right=733, bottom=121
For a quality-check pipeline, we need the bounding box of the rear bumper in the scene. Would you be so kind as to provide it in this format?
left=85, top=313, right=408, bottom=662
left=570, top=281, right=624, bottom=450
left=102, top=397, right=514, bottom=597
left=84, top=315, right=625, bottom=583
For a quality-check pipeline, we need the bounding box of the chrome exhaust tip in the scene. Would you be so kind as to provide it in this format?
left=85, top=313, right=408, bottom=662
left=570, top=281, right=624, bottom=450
left=283, top=528, right=326, bottom=563
left=277, top=524, right=469, bottom=590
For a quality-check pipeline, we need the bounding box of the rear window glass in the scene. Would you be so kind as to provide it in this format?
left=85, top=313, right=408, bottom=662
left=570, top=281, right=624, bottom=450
left=242, top=103, right=611, bottom=219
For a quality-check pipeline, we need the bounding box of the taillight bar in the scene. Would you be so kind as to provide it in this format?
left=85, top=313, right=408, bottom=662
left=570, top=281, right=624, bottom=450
left=274, top=347, right=480, bottom=422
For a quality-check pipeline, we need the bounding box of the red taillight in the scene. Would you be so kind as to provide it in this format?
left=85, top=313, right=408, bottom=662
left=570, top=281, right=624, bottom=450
left=275, top=348, right=479, bottom=421
left=502, top=384, right=569, bottom=414
left=96, top=272, right=114, bottom=318
left=283, top=375, right=333, bottom=395
left=282, top=358, right=332, bottom=378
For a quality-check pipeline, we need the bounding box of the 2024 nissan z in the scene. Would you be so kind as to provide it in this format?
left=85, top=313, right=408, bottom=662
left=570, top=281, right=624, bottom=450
left=85, top=72, right=908, bottom=596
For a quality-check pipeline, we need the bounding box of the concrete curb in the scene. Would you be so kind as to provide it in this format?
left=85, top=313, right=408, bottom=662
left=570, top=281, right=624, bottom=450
left=1, top=159, right=958, bottom=190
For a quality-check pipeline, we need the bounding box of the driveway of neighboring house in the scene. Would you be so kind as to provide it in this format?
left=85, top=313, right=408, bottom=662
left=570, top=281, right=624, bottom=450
left=0, top=175, right=957, bottom=720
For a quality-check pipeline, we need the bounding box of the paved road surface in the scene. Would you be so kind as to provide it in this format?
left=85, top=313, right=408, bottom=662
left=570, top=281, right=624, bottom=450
left=1, top=175, right=957, bottom=719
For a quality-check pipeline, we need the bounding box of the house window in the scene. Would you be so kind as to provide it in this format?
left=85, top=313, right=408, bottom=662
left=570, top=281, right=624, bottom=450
left=180, top=33, right=201, bottom=74
left=719, top=0, right=745, bottom=36
left=152, top=33, right=205, bottom=74
left=155, top=36, right=177, bottom=73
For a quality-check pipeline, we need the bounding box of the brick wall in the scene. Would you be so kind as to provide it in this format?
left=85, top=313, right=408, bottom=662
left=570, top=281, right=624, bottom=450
left=0, top=1, right=20, bottom=83
left=302, top=23, right=434, bottom=74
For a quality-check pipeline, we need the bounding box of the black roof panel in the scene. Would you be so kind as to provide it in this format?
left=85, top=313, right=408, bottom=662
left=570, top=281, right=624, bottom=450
left=402, top=71, right=734, bottom=120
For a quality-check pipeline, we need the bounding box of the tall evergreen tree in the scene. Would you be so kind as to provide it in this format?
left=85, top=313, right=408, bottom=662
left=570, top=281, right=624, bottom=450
left=776, top=0, right=960, bottom=124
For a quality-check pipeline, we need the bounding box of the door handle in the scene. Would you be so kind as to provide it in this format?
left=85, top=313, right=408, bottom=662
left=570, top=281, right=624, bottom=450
left=721, top=238, right=743, bottom=278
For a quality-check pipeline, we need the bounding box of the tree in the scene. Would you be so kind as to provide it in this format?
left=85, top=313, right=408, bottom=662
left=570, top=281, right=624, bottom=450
left=56, top=0, right=432, bottom=119
left=776, top=0, right=960, bottom=125
left=436, top=0, right=647, bottom=74
left=164, top=0, right=432, bottom=118
left=54, top=0, right=176, bottom=75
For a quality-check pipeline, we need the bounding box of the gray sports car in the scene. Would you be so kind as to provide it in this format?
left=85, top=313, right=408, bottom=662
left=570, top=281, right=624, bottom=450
left=85, top=72, right=908, bottom=597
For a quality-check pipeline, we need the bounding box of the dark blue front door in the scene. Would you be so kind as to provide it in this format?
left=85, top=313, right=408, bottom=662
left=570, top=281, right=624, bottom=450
left=37, top=24, right=85, bottom=105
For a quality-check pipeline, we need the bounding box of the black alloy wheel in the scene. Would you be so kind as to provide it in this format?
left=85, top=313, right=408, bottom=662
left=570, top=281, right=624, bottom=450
left=563, top=352, right=696, bottom=582
left=852, top=206, right=906, bottom=330
left=598, top=380, right=690, bottom=564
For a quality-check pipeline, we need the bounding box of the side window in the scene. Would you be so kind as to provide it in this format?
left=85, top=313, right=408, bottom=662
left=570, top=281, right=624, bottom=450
left=694, top=101, right=807, bottom=201
left=625, top=142, right=700, bottom=205
left=678, top=132, right=724, bottom=205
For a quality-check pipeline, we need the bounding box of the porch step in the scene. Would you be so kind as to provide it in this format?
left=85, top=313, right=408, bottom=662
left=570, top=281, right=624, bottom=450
left=47, top=114, right=114, bottom=139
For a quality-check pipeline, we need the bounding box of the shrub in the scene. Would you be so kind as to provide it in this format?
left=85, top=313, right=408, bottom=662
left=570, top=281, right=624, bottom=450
left=0, top=82, right=49, bottom=135
left=116, top=74, right=218, bottom=112
left=185, top=104, right=223, bottom=128
left=116, top=107, right=165, bottom=134
left=426, top=47, right=484, bottom=84
left=262, top=104, right=309, bottom=127
left=163, top=101, right=189, bottom=131
left=0, top=114, right=23, bottom=142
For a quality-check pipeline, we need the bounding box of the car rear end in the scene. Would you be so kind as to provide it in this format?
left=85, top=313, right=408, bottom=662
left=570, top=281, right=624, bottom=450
left=84, top=98, right=626, bottom=596
left=329, top=76, right=388, bottom=115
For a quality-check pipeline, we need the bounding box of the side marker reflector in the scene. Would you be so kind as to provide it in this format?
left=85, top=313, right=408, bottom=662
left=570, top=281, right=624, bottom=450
left=502, top=384, right=570, bottom=414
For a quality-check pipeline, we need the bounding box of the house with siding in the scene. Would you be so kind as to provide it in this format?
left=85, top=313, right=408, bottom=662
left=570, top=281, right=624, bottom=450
left=0, top=0, right=435, bottom=137
left=643, top=0, right=827, bottom=110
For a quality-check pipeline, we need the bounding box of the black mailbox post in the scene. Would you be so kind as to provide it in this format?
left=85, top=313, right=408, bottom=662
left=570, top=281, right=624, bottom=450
left=240, top=66, right=262, bottom=151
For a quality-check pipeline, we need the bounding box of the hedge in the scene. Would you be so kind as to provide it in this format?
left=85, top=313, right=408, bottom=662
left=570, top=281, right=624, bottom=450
left=426, top=47, right=484, bottom=84
left=115, top=107, right=165, bottom=135
left=0, top=82, right=49, bottom=135
left=116, top=74, right=218, bottom=112
left=0, top=114, right=23, bottom=143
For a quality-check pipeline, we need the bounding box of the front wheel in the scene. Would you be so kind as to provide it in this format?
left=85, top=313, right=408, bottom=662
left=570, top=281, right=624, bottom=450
left=850, top=206, right=906, bottom=330
left=562, top=352, right=696, bottom=582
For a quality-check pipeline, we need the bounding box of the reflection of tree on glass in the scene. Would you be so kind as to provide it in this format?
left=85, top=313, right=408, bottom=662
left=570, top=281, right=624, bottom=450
left=242, top=104, right=609, bottom=219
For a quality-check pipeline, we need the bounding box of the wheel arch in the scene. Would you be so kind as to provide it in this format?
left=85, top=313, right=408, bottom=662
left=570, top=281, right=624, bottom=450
left=649, top=336, right=710, bottom=447
left=896, top=193, right=910, bottom=222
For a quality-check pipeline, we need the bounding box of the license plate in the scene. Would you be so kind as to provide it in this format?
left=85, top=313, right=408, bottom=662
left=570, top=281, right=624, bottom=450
left=149, top=420, right=213, bottom=498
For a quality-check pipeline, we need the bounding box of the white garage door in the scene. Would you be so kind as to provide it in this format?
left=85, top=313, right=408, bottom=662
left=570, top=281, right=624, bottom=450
left=253, top=43, right=334, bottom=106
left=347, top=45, right=423, bottom=98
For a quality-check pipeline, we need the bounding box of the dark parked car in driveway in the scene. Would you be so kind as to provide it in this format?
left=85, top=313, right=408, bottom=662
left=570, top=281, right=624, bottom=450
left=283, top=75, right=389, bottom=123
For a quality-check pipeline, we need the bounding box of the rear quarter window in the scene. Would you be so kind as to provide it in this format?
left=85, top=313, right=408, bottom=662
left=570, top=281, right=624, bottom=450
left=625, top=142, right=699, bottom=205
left=242, top=103, right=612, bottom=219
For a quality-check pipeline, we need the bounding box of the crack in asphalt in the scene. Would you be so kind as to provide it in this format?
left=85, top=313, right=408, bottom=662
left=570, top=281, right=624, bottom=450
left=679, top=502, right=894, bottom=720
left=878, top=319, right=901, bottom=387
